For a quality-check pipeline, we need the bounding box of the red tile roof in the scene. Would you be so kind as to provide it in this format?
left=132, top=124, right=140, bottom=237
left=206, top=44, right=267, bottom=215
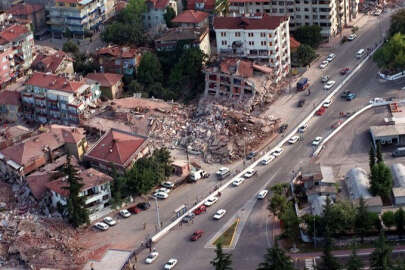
left=8, top=3, right=44, bottom=16
left=45, top=168, right=113, bottom=198
left=31, top=51, right=72, bottom=74
left=55, top=0, right=81, bottom=3
left=172, top=10, right=209, bottom=24
left=86, top=129, right=147, bottom=167
left=214, top=14, right=287, bottom=30
left=220, top=58, right=253, bottom=78
left=26, top=72, right=84, bottom=93
left=85, top=73, right=123, bottom=87
left=0, top=90, right=20, bottom=106
left=187, top=0, right=215, bottom=10
left=97, top=46, right=138, bottom=59
left=0, top=24, right=30, bottom=45
left=147, top=0, right=170, bottom=9
left=26, top=171, right=58, bottom=200
left=290, top=36, right=301, bottom=49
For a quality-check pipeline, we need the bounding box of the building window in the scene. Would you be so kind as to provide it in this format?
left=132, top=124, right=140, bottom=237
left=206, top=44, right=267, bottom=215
left=248, top=32, right=254, bottom=37
left=269, top=42, right=272, bottom=46
left=270, top=50, right=273, bottom=55
left=268, top=33, right=272, bottom=38
left=235, top=32, right=241, bottom=37
left=261, top=41, right=266, bottom=46
left=248, top=41, right=254, bottom=45
left=70, top=3, right=76, bottom=7
left=221, top=40, right=227, bottom=45
left=260, top=32, right=266, bottom=37
left=221, top=32, right=226, bottom=37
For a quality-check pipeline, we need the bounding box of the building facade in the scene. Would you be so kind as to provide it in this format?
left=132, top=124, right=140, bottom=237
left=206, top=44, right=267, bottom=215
left=96, top=45, right=141, bottom=76
left=228, top=0, right=359, bottom=37
left=0, top=91, right=21, bottom=122
left=171, top=10, right=209, bottom=28
left=214, top=14, right=290, bottom=78
left=21, top=72, right=100, bottom=125
left=85, top=72, right=123, bottom=99
left=8, top=3, right=47, bottom=36
left=143, top=0, right=178, bottom=34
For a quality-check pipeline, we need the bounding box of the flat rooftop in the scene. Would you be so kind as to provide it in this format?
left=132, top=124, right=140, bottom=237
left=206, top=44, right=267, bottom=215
left=370, top=124, right=405, bottom=137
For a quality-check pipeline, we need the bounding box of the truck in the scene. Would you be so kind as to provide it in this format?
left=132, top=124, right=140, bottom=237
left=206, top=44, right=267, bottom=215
left=296, top=77, right=309, bottom=91
left=189, top=170, right=209, bottom=182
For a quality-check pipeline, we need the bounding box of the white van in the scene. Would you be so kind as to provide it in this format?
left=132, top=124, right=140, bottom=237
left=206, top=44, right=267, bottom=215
left=356, top=49, right=365, bottom=59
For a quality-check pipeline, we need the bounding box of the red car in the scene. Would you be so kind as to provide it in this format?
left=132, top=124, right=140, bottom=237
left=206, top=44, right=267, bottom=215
left=128, top=206, right=142, bottom=214
left=315, top=107, right=326, bottom=116
left=340, top=67, right=350, bottom=75
left=191, top=230, right=204, bottom=241
left=193, top=205, right=207, bottom=215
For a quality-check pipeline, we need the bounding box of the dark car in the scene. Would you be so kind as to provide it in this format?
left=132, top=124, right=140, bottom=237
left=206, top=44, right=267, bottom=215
left=191, top=230, right=204, bottom=241
left=341, top=91, right=352, bottom=99
left=246, top=152, right=256, bottom=160
left=137, top=202, right=151, bottom=211
left=278, top=124, right=288, bottom=133
left=182, top=213, right=195, bottom=223
left=297, top=99, right=306, bottom=107
left=128, top=206, right=142, bottom=214
left=193, top=205, right=207, bottom=215
left=340, top=67, right=350, bottom=75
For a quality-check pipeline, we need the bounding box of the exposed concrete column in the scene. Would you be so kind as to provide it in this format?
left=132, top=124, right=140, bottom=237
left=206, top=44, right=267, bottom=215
left=215, top=73, right=221, bottom=97
left=229, top=75, right=234, bottom=99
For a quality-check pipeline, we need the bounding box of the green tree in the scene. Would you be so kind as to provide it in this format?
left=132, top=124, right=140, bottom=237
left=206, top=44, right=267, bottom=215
left=317, top=231, right=341, bottom=270
left=369, top=144, right=376, bottom=171
left=382, top=211, right=395, bottom=229
left=256, top=241, right=294, bottom=270
left=373, top=33, right=405, bottom=72
left=370, top=162, right=393, bottom=199
left=395, top=208, right=405, bottom=235
left=164, top=6, right=176, bottom=28
left=211, top=243, right=233, bottom=270
left=127, top=80, right=145, bottom=95
left=355, top=197, right=372, bottom=242
left=370, top=232, right=393, bottom=270
left=73, top=53, right=99, bottom=75
left=62, top=155, right=89, bottom=227
left=346, top=245, right=363, bottom=270
left=137, top=52, right=163, bottom=86
left=215, top=0, right=230, bottom=15
left=376, top=142, right=383, bottom=163
left=62, top=40, right=79, bottom=54
left=292, top=44, right=316, bottom=67
left=111, top=166, right=125, bottom=208
left=389, top=9, right=405, bottom=37
left=293, top=25, right=322, bottom=48
left=327, top=200, right=356, bottom=234
left=268, top=193, right=288, bottom=218
left=280, top=203, right=300, bottom=249
left=270, top=183, right=289, bottom=195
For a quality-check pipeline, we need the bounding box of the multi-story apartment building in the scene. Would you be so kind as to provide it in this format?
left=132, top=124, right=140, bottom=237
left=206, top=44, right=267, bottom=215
left=229, top=0, right=359, bottom=37
left=21, top=72, right=100, bottom=125
left=143, top=0, right=177, bottom=34
left=214, top=14, right=291, bottom=78
left=47, top=0, right=106, bottom=38
left=8, top=3, right=47, bottom=37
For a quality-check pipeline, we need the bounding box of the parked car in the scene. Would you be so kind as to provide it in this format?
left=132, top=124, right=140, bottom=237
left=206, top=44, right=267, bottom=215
left=279, top=123, right=288, bottom=133
left=191, top=230, right=204, bottom=241
left=324, top=80, right=336, bottom=90
left=244, top=169, right=256, bottom=178
left=312, top=137, right=323, bottom=146
left=341, top=91, right=352, bottom=99
left=153, top=192, right=169, bottom=199
left=103, top=217, right=116, bottom=226
left=155, top=187, right=171, bottom=194
left=316, top=107, right=326, bottom=116
left=348, top=33, right=357, bottom=41
left=326, top=53, right=336, bottom=62
left=257, top=190, right=269, bottom=199
left=246, top=151, right=256, bottom=160
left=182, top=213, right=195, bottom=223
left=321, top=75, right=329, bottom=83
left=298, top=124, right=308, bottom=133
left=213, top=209, right=227, bottom=220
left=127, top=206, right=142, bottom=214
left=145, top=251, right=159, bottom=264
left=232, top=177, right=245, bottom=186
left=94, top=222, right=109, bottom=231
left=193, top=205, right=207, bottom=215
left=288, top=135, right=299, bottom=144
left=161, top=181, right=175, bottom=189
left=204, top=196, right=219, bottom=207
left=216, top=167, right=231, bottom=180
left=164, top=258, right=178, bottom=270
left=296, top=77, right=309, bottom=91
left=271, top=148, right=284, bottom=157
left=323, top=99, right=332, bottom=108
left=346, top=93, right=357, bottom=101
left=340, top=67, right=350, bottom=75
left=297, top=99, right=306, bottom=107
left=119, top=209, right=131, bottom=218
left=261, top=154, right=275, bottom=165
left=137, top=202, right=151, bottom=210
left=189, top=169, right=209, bottom=181
left=319, top=60, right=329, bottom=69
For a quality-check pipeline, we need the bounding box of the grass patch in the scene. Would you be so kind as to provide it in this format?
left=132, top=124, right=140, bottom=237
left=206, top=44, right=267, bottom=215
left=213, top=219, right=239, bottom=247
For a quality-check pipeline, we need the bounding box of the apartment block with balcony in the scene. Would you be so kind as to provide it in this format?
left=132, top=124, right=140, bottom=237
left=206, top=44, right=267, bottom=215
left=21, top=72, right=101, bottom=125
left=47, top=0, right=106, bottom=39
left=45, top=167, right=113, bottom=220
left=214, top=14, right=291, bottom=79
left=229, top=0, right=358, bottom=37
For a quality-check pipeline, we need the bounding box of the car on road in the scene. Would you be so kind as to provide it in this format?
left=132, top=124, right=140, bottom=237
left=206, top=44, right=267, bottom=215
left=326, top=53, right=336, bottom=62
left=194, top=205, right=207, bottom=215
left=271, top=148, right=284, bottom=157
left=119, top=209, right=131, bottom=218
left=341, top=91, right=352, bottom=99
left=324, top=80, right=336, bottom=90
left=137, top=202, right=151, bottom=210
left=340, top=67, right=350, bottom=75
left=261, top=154, right=275, bottom=165
left=153, top=191, right=169, bottom=199
left=164, top=258, right=178, bottom=270
left=155, top=187, right=171, bottom=194
left=161, top=181, right=175, bottom=189
left=279, top=123, right=288, bottom=133
left=298, top=124, right=308, bottom=133
left=145, top=251, right=159, bottom=264
left=316, top=107, right=326, bottom=116
left=204, top=196, right=219, bottom=206
left=348, top=33, right=357, bottom=41
left=288, top=135, right=299, bottom=144
left=213, top=209, right=227, bottom=220
left=321, top=75, right=329, bottom=83
left=319, top=60, right=329, bottom=69
left=244, top=169, right=257, bottom=178
left=94, top=222, right=109, bottom=231
left=216, top=167, right=231, bottom=180
left=346, top=93, right=357, bottom=101
left=369, top=97, right=385, bottom=104
left=323, top=99, right=332, bottom=108
left=312, top=137, right=323, bottom=146
left=257, top=190, right=269, bottom=199
left=182, top=213, right=195, bottom=223
left=127, top=206, right=142, bottom=214
left=103, top=217, right=116, bottom=226
left=297, top=99, right=306, bottom=107
left=191, top=230, right=204, bottom=241
left=232, top=177, right=245, bottom=186
left=246, top=151, right=256, bottom=160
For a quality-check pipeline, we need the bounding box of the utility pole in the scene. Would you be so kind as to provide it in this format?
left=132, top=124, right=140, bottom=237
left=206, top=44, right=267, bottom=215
left=154, top=197, right=161, bottom=231
left=313, top=215, right=316, bottom=248
left=186, top=145, right=191, bottom=172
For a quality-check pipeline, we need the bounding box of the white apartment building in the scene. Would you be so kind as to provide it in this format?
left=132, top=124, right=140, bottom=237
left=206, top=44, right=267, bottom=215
left=229, top=0, right=359, bottom=37
left=143, top=0, right=178, bottom=34
left=214, top=14, right=290, bottom=79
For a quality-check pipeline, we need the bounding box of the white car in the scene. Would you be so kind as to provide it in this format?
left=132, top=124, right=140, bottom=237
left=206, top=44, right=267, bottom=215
left=348, top=34, right=357, bottom=41
left=94, top=222, right=109, bottom=231
left=298, top=124, right=308, bottom=133
left=204, top=196, right=219, bottom=206
left=369, top=97, right=385, bottom=104
left=312, top=137, right=323, bottom=146
left=103, top=217, right=116, bottom=226
left=271, top=148, right=284, bottom=157
left=232, top=177, right=245, bottom=186
left=288, top=135, right=299, bottom=144
left=164, top=258, right=178, bottom=269
left=326, top=53, right=336, bottom=62
left=261, top=155, right=275, bottom=165
left=257, top=190, right=269, bottom=199
left=321, top=75, right=329, bottom=83
left=153, top=191, right=169, bottom=199
left=216, top=167, right=230, bottom=175
left=319, top=60, right=329, bottom=69
left=324, top=80, right=336, bottom=90
left=244, top=169, right=256, bottom=178
left=119, top=209, right=131, bottom=218
left=155, top=187, right=171, bottom=194
left=213, top=209, right=227, bottom=220
left=145, top=251, right=159, bottom=264
left=323, top=99, right=332, bottom=108
left=161, top=181, right=175, bottom=189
